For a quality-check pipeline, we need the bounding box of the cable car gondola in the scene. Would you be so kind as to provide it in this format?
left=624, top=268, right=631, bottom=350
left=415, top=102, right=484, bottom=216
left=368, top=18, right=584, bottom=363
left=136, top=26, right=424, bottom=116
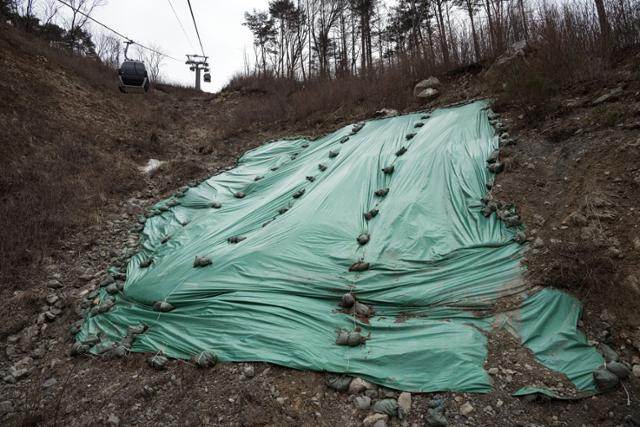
left=203, top=72, right=211, bottom=83
left=118, top=41, right=150, bottom=94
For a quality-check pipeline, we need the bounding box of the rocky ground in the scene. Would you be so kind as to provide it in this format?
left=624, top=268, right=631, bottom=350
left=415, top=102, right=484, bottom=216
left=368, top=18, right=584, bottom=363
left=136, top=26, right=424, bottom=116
left=2, top=28, right=640, bottom=427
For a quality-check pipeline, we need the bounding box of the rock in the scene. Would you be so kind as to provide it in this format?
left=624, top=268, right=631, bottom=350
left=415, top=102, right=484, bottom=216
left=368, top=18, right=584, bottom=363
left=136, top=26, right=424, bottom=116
left=107, top=413, right=120, bottom=426
left=276, top=397, right=286, bottom=404
left=416, top=87, right=439, bottom=100
left=355, top=395, right=371, bottom=410
left=46, top=294, right=60, bottom=305
left=607, top=361, right=631, bottom=379
left=9, top=368, right=28, bottom=380
left=47, top=279, right=63, bottom=289
left=532, top=237, right=544, bottom=249
left=459, top=402, right=474, bottom=417
left=363, top=413, right=389, bottom=427
left=632, top=365, right=640, bottom=378
left=592, top=87, right=623, bottom=105
left=374, top=109, right=399, bottom=118
left=488, top=367, right=499, bottom=375
left=372, top=421, right=387, bottom=427
left=42, top=378, right=57, bottom=388
left=243, top=365, right=255, bottom=378
left=349, top=377, right=376, bottom=394
left=3, top=375, right=16, bottom=384
left=594, top=367, right=619, bottom=391
left=398, top=392, right=411, bottom=419
left=0, top=400, right=13, bottom=415
left=44, top=311, right=57, bottom=322
left=426, top=407, right=448, bottom=427
left=633, top=237, right=640, bottom=251
left=365, top=389, right=378, bottom=399
left=372, top=398, right=398, bottom=417
left=414, top=77, right=441, bottom=95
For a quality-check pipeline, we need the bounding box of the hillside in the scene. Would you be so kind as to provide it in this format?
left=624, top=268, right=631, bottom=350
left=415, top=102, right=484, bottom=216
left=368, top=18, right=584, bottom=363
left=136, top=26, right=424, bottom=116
left=1, top=21, right=640, bottom=427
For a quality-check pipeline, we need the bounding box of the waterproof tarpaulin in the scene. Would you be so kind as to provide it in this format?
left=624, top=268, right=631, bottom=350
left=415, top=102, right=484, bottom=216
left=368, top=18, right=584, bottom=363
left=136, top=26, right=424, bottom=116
left=78, top=100, right=601, bottom=392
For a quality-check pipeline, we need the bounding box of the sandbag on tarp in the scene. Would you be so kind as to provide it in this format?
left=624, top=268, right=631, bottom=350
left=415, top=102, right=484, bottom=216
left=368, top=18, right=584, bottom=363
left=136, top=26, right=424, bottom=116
left=75, top=100, right=598, bottom=393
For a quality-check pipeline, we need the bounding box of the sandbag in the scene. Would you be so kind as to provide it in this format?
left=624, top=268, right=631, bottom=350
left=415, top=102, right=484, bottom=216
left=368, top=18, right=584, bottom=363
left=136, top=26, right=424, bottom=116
left=373, top=398, right=399, bottom=416
left=153, top=301, right=175, bottom=312
left=357, top=233, right=370, bottom=245
left=326, top=374, right=352, bottom=391
left=148, top=354, right=169, bottom=370
left=192, top=351, right=217, bottom=368
left=193, top=256, right=212, bottom=267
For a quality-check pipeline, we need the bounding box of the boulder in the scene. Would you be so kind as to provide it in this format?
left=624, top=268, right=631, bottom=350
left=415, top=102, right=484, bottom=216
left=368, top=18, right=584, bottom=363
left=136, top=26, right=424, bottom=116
left=416, top=88, right=440, bottom=101
left=414, top=77, right=441, bottom=96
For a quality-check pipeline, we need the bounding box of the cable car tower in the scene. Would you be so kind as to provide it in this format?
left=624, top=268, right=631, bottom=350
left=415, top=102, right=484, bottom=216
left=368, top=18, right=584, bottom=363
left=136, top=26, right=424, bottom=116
left=185, top=54, right=209, bottom=91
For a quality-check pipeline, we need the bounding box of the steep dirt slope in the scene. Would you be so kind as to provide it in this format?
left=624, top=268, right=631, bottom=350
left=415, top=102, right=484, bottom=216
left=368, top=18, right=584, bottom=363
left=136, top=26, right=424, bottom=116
left=1, top=24, right=639, bottom=427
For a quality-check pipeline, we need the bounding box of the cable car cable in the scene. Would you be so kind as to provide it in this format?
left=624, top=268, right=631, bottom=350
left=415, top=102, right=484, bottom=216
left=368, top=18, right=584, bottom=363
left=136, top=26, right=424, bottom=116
left=55, top=0, right=182, bottom=62
left=186, top=0, right=205, bottom=57
left=166, top=0, right=196, bottom=53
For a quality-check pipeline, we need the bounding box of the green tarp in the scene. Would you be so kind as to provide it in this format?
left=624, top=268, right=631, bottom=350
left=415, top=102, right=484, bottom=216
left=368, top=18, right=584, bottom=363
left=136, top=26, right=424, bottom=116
left=78, top=100, right=601, bottom=393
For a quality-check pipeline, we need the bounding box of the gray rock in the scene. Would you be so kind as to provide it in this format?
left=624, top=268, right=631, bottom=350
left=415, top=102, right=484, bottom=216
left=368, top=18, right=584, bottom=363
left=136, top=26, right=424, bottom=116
left=355, top=395, right=371, bottom=410
left=243, top=365, right=255, bottom=378
left=632, top=365, right=640, bottom=378
left=9, top=368, right=28, bottom=380
left=459, top=402, right=474, bottom=416
left=398, top=392, right=411, bottom=419
left=42, top=378, right=57, bottom=388
left=47, top=279, right=63, bottom=289
left=107, top=414, right=120, bottom=426
left=363, top=413, right=389, bottom=427
left=417, top=87, right=439, bottom=100
left=415, top=77, right=441, bottom=93
left=3, top=375, right=16, bottom=384
left=372, top=421, right=387, bottom=427
left=348, top=377, right=375, bottom=394
left=46, top=294, right=59, bottom=305
left=592, top=87, right=623, bottom=105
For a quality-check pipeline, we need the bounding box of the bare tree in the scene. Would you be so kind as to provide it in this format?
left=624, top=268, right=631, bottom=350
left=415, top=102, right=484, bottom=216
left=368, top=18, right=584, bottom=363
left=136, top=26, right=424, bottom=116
left=137, top=44, right=166, bottom=82
left=40, top=0, right=60, bottom=26
left=95, top=32, right=120, bottom=68
left=62, top=0, right=107, bottom=52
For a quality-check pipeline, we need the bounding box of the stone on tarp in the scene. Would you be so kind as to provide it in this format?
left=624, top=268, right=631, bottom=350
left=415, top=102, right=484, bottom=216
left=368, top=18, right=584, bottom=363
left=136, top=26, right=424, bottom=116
left=340, top=293, right=356, bottom=308
left=349, top=261, right=370, bottom=272
left=153, top=301, right=175, bottom=312
left=193, top=256, right=212, bottom=267
left=357, top=233, right=370, bottom=245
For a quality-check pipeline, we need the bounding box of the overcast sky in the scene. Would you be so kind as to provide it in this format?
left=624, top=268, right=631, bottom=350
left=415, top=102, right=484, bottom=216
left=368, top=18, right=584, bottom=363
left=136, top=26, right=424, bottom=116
left=86, top=0, right=271, bottom=92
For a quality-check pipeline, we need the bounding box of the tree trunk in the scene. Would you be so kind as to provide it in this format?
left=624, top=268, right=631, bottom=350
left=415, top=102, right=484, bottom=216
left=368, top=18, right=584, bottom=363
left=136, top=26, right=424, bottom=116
left=466, top=0, right=481, bottom=61
left=593, top=0, right=610, bottom=50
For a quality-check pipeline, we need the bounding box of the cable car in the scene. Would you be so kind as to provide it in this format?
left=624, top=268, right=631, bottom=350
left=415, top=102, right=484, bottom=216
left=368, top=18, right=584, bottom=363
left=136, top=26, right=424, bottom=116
left=118, top=41, right=150, bottom=94
left=203, top=72, right=211, bottom=83
left=118, top=60, right=150, bottom=93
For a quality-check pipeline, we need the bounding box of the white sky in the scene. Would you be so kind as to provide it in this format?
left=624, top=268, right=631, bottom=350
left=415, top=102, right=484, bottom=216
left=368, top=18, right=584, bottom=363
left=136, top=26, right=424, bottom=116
left=87, top=0, right=271, bottom=92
